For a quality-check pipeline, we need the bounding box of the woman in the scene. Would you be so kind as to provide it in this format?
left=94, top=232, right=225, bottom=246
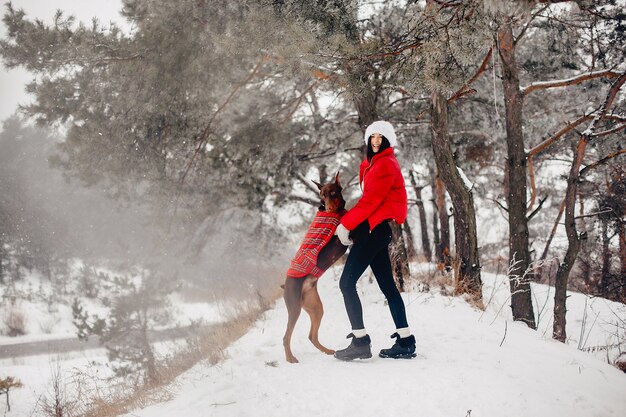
left=334, top=120, right=416, bottom=361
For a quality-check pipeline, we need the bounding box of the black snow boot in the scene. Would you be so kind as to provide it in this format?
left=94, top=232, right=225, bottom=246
left=334, top=333, right=372, bottom=361
left=379, top=333, right=416, bottom=359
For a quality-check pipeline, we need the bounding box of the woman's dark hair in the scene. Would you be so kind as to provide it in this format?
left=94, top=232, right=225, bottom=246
left=366, top=135, right=391, bottom=161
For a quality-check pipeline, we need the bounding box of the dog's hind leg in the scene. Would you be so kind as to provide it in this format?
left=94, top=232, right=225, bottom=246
left=283, top=277, right=304, bottom=363
left=302, top=281, right=334, bottom=356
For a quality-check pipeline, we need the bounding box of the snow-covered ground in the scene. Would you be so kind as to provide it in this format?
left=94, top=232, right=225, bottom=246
left=0, top=265, right=230, bottom=416
left=115, top=265, right=625, bottom=417
left=2, top=265, right=624, bottom=416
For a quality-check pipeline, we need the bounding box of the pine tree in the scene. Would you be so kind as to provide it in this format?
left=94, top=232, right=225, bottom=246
left=72, top=271, right=173, bottom=384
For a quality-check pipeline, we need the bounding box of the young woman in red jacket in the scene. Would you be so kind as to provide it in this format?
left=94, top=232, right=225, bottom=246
left=333, top=120, right=416, bottom=361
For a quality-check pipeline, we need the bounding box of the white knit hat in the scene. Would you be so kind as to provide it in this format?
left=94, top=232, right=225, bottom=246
left=364, top=120, right=397, bottom=147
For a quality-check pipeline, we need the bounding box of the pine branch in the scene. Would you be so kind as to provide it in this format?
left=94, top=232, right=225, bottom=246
left=588, top=122, right=626, bottom=138
left=280, top=79, right=323, bottom=124
left=296, top=172, right=320, bottom=194
left=431, top=0, right=463, bottom=8
left=529, top=115, right=591, bottom=157
left=527, top=197, right=546, bottom=221
left=363, top=40, right=423, bottom=60
left=287, top=194, right=320, bottom=207
left=514, top=4, right=550, bottom=45
left=179, top=56, right=269, bottom=184
left=447, top=48, right=493, bottom=103
left=492, top=198, right=509, bottom=213
left=521, top=69, right=622, bottom=96
left=579, top=149, right=626, bottom=177
left=528, top=114, right=626, bottom=158
left=574, top=209, right=615, bottom=220
left=581, top=72, right=626, bottom=138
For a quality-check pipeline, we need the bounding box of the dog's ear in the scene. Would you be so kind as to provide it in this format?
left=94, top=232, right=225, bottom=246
left=312, top=179, right=323, bottom=191
left=334, top=171, right=341, bottom=189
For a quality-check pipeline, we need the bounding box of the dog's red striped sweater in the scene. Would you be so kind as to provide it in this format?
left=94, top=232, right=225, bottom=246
left=287, top=209, right=347, bottom=278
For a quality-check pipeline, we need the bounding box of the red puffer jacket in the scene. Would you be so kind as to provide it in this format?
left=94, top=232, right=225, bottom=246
left=341, top=147, right=408, bottom=231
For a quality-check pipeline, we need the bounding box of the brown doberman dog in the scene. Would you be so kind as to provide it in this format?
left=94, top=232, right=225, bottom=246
left=282, top=173, right=349, bottom=363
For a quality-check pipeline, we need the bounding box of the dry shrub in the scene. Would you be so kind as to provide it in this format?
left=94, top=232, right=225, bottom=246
left=451, top=258, right=485, bottom=310
left=39, top=314, right=60, bottom=334
left=39, top=361, right=79, bottom=417
left=615, top=353, right=626, bottom=373
left=413, top=265, right=456, bottom=296
left=2, top=303, right=26, bottom=336
left=411, top=262, right=485, bottom=310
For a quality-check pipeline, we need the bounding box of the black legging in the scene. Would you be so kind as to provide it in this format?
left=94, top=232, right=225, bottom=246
left=339, top=220, right=409, bottom=331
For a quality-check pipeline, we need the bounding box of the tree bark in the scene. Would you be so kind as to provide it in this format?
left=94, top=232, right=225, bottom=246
left=390, top=222, right=410, bottom=291
left=599, top=218, right=611, bottom=296
left=553, top=138, right=587, bottom=342
left=617, top=221, right=626, bottom=303
left=432, top=196, right=441, bottom=264
left=430, top=91, right=482, bottom=299
left=402, top=215, right=419, bottom=261
left=348, top=67, right=380, bottom=131
left=497, top=21, right=536, bottom=329
left=410, top=172, right=433, bottom=261
left=435, top=171, right=451, bottom=268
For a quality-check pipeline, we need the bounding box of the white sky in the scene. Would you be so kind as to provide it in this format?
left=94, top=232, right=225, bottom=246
left=0, top=0, right=125, bottom=122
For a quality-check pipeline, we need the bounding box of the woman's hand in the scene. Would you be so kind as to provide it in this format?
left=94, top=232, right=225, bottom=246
left=335, top=224, right=353, bottom=246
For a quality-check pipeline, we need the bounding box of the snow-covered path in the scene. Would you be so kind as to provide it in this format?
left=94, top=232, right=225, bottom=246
left=125, top=267, right=626, bottom=417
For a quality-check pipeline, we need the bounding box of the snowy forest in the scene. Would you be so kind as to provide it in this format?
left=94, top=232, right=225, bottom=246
left=0, top=0, right=625, bottom=416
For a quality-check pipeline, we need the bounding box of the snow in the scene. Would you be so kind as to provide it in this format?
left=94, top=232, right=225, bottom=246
left=0, top=279, right=226, bottom=347
left=116, top=266, right=626, bottom=417
left=2, top=257, right=624, bottom=417
left=457, top=166, right=474, bottom=190
left=0, top=300, right=77, bottom=345
left=2, top=264, right=624, bottom=417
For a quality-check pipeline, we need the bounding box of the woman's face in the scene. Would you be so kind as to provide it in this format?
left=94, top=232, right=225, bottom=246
left=370, top=133, right=383, bottom=153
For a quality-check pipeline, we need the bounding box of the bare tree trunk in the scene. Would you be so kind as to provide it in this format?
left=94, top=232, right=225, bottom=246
left=539, top=197, right=566, bottom=282
left=577, top=195, right=593, bottom=288
left=432, top=203, right=441, bottom=261
left=435, top=171, right=451, bottom=268
left=390, top=222, right=410, bottom=291
left=141, top=309, right=159, bottom=384
left=599, top=219, right=611, bottom=296
left=410, top=172, right=433, bottom=261
left=430, top=91, right=482, bottom=299
left=540, top=197, right=566, bottom=262
left=319, top=164, right=328, bottom=184
left=498, top=21, right=536, bottom=329
left=553, top=139, right=588, bottom=342
left=348, top=67, right=380, bottom=132
left=619, top=221, right=626, bottom=303
left=402, top=216, right=419, bottom=261
left=553, top=71, right=626, bottom=342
